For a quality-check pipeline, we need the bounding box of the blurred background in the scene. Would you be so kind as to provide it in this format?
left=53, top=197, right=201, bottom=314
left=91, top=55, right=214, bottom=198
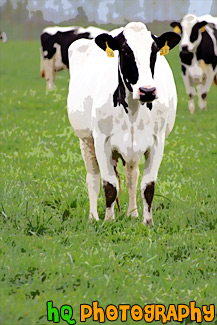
left=0, top=0, right=217, bottom=40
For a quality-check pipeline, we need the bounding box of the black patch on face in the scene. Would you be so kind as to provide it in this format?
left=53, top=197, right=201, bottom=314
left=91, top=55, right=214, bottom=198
left=113, top=69, right=128, bottom=113
left=144, top=181, right=155, bottom=212
left=180, top=50, right=193, bottom=65
left=41, top=29, right=91, bottom=67
left=115, top=32, right=139, bottom=92
left=150, top=42, right=158, bottom=77
left=196, top=30, right=217, bottom=70
left=103, top=181, right=117, bottom=208
left=201, top=92, right=207, bottom=100
left=190, top=25, right=200, bottom=43
left=181, top=65, right=186, bottom=75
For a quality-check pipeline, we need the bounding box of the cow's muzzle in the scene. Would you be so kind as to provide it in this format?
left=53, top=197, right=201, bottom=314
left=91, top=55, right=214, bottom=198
left=139, top=87, right=157, bottom=103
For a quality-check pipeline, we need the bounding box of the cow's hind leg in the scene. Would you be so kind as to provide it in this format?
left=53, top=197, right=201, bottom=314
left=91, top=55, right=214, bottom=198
left=197, top=68, right=213, bottom=110
left=140, top=136, right=165, bottom=226
left=125, top=160, right=139, bottom=218
left=80, top=138, right=100, bottom=221
left=94, top=137, right=119, bottom=221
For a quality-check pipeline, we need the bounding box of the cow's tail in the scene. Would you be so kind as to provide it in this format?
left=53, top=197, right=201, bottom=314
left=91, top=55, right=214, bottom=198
left=213, top=74, right=217, bottom=87
left=113, top=161, right=121, bottom=212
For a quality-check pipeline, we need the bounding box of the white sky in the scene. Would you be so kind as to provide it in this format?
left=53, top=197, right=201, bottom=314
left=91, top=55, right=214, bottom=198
left=0, top=0, right=216, bottom=24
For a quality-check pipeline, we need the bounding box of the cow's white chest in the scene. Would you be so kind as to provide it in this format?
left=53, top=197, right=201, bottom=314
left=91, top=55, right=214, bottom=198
left=94, top=101, right=156, bottom=163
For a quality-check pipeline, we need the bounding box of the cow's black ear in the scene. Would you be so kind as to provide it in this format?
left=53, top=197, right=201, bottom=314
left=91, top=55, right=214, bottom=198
left=153, top=32, right=181, bottom=55
left=170, top=22, right=182, bottom=34
left=95, top=33, right=119, bottom=52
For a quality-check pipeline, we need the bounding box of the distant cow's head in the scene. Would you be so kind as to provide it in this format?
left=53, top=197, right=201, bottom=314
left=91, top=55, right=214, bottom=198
left=171, top=14, right=207, bottom=52
left=95, top=22, right=180, bottom=105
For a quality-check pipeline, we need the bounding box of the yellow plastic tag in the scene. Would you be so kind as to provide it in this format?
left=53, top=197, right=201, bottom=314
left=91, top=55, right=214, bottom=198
left=105, top=41, right=114, bottom=57
left=174, top=25, right=181, bottom=34
left=160, top=41, right=170, bottom=56
left=201, top=26, right=205, bottom=33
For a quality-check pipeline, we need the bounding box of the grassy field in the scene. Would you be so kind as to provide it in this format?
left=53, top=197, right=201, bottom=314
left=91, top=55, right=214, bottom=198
left=0, top=40, right=216, bottom=325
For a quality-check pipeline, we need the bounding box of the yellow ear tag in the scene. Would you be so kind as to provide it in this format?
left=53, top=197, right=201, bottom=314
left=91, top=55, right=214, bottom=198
left=105, top=41, right=114, bottom=58
left=201, top=26, right=205, bottom=33
left=174, top=25, right=181, bottom=34
left=160, top=41, right=170, bottom=56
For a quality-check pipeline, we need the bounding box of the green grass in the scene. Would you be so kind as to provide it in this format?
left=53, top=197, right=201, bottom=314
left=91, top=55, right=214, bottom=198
left=0, top=41, right=217, bottom=325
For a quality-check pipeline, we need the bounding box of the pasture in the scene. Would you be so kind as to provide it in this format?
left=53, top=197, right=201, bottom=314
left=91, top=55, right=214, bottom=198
left=0, top=40, right=217, bottom=324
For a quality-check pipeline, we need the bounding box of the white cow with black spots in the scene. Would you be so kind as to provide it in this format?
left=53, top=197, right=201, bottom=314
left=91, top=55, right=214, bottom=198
left=40, top=26, right=107, bottom=90
left=67, top=22, right=180, bottom=225
left=171, top=14, right=217, bottom=113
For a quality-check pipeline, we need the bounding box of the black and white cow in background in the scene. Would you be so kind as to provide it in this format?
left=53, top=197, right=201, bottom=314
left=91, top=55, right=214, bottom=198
left=67, top=22, right=180, bottom=225
left=40, top=26, right=107, bottom=90
left=171, top=14, right=217, bottom=113
left=0, top=31, right=7, bottom=43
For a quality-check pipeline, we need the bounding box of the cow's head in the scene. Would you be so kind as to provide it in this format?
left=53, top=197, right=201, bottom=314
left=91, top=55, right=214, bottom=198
left=171, top=14, right=207, bottom=52
left=95, top=22, right=180, bottom=105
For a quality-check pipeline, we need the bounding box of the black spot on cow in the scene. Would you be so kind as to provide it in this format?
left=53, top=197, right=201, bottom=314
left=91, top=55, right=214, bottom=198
left=115, top=32, right=139, bottom=92
left=113, top=69, right=129, bottom=113
left=189, top=93, right=194, bottom=99
left=103, top=181, right=117, bottom=208
left=196, top=30, right=217, bottom=70
left=181, top=65, right=186, bottom=75
left=146, top=103, right=153, bottom=110
left=180, top=50, right=194, bottom=65
left=41, top=32, right=56, bottom=59
left=41, top=29, right=91, bottom=68
left=201, top=92, right=207, bottom=100
left=144, top=181, right=155, bottom=212
left=150, top=42, right=158, bottom=77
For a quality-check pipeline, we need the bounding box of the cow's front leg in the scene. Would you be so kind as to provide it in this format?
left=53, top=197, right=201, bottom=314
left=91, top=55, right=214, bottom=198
left=197, top=69, right=213, bottom=110
left=80, top=138, right=100, bottom=221
left=125, top=160, right=139, bottom=218
left=140, top=136, right=165, bottom=226
left=94, top=135, right=119, bottom=221
left=181, top=72, right=196, bottom=113
left=44, top=58, right=55, bottom=90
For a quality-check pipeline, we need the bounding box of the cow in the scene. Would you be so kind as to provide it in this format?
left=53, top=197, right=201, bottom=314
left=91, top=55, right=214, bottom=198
left=67, top=22, right=180, bottom=225
left=40, top=26, right=107, bottom=90
left=170, top=14, right=217, bottom=113
left=0, top=31, right=7, bottom=43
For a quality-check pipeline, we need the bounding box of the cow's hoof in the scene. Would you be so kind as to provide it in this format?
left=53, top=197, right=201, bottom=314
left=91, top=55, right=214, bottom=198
left=143, top=218, right=154, bottom=226
left=127, top=209, right=138, bottom=218
left=188, top=104, right=195, bottom=114
left=89, top=213, right=99, bottom=221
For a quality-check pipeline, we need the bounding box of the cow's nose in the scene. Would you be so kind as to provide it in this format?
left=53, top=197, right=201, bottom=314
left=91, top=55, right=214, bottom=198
left=139, top=87, right=157, bottom=103
left=182, top=45, right=188, bottom=52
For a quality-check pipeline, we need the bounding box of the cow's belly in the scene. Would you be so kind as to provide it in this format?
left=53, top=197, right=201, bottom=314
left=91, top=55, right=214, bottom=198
left=110, top=127, right=155, bottom=163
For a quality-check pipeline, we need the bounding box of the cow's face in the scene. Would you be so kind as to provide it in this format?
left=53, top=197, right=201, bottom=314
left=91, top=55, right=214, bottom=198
left=95, top=22, right=180, bottom=104
left=171, top=14, right=207, bottom=52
